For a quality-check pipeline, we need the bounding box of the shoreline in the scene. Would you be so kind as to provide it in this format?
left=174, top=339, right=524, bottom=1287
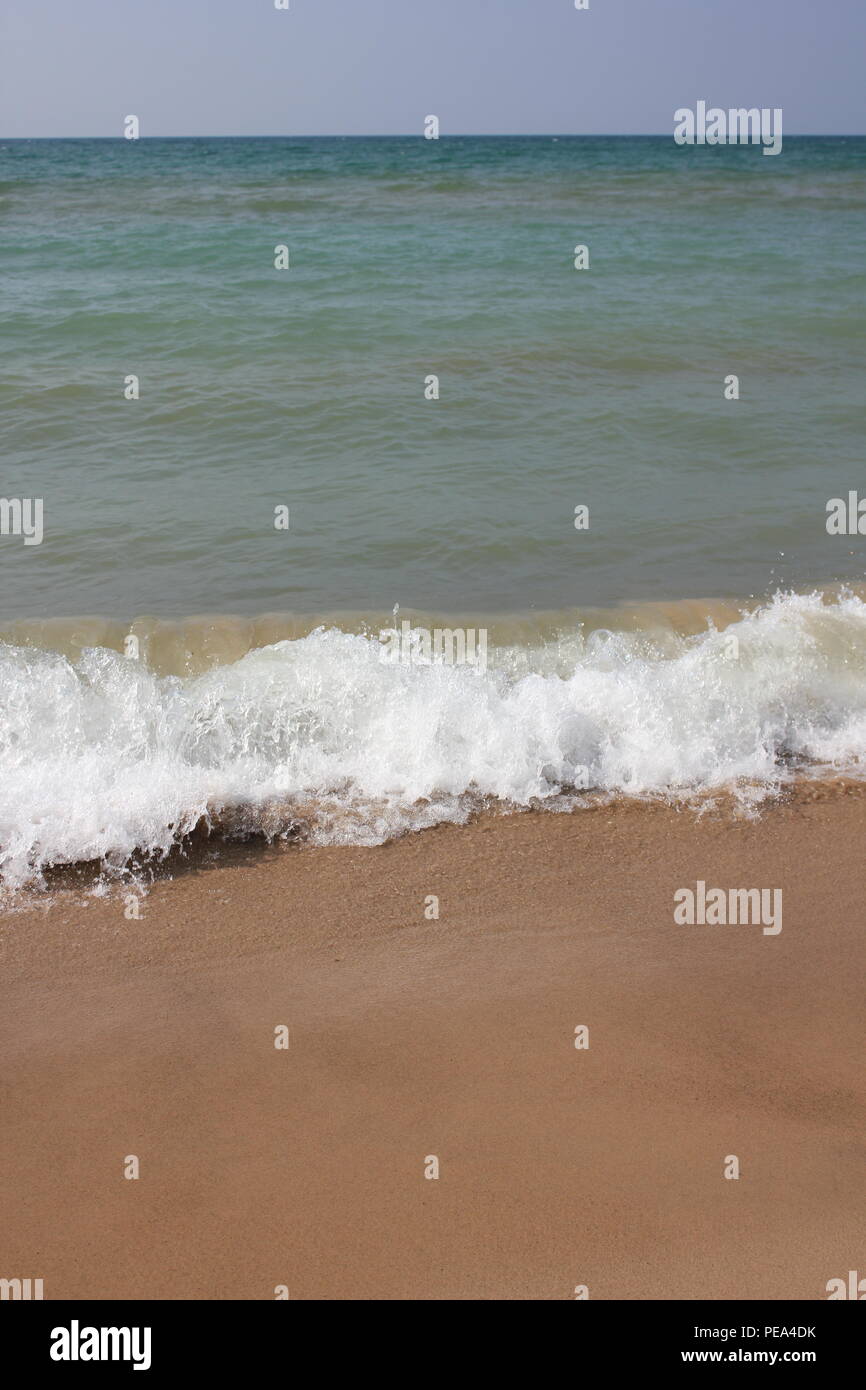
left=2, top=786, right=864, bottom=1299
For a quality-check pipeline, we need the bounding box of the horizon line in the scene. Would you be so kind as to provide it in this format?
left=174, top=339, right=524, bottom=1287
left=3, top=131, right=865, bottom=141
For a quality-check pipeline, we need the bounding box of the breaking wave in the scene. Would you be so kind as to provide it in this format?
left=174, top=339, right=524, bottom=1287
left=2, top=590, right=866, bottom=887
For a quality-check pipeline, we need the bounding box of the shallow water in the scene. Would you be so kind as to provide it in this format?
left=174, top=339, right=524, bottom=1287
left=2, top=136, right=865, bottom=881
left=2, top=136, right=865, bottom=618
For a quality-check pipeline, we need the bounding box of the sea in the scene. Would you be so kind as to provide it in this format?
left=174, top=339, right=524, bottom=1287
left=1, top=135, right=865, bottom=884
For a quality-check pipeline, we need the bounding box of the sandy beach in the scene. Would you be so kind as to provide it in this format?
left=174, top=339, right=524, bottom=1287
left=2, top=784, right=863, bottom=1301
left=3, top=0, right=865, bottom=1328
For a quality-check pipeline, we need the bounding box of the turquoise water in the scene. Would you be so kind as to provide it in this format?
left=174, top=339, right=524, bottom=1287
left=2, top=135, right=865, bottom=622
left=3, top=136, right=866, bottom=884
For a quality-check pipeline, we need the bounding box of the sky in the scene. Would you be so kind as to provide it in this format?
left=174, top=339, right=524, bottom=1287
left=1, top=0, right=865, bottom=138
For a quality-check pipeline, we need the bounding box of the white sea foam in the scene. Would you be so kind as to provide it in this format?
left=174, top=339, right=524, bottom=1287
left=2, top=591, right=866, bottom=887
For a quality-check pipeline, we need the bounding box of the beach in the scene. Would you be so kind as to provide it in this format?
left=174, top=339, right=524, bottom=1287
left=3, top=783, right=863, bottom=1301
left=2, top=127, right=865, bottom=1309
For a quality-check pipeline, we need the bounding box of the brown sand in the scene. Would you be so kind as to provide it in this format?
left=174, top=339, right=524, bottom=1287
left=1, top=786, right=864, bottom=1301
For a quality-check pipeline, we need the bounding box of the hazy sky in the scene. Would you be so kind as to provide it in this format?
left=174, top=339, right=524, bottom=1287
left=1, top=0, right=864, bottom=138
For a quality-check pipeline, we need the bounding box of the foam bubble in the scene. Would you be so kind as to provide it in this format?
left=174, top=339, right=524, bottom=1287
left=2, top=591, right=865, bottom=886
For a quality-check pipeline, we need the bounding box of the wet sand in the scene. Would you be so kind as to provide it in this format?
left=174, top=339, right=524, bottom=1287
left=1, top=786, right=864, bottom=1300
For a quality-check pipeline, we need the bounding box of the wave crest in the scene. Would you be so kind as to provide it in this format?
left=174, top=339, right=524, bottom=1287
left=2, top=591, right=866, bottom=886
